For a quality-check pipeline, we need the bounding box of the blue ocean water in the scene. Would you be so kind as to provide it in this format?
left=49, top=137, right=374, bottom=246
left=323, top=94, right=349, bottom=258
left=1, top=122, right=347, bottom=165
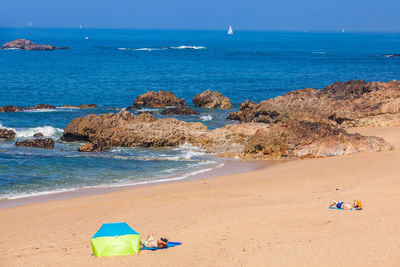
left=0, top=28, right=400, bottom=198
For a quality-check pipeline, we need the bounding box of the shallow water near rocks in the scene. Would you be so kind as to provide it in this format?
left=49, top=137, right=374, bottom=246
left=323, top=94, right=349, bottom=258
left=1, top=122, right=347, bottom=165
left=0, top=28, right=399, bottom=199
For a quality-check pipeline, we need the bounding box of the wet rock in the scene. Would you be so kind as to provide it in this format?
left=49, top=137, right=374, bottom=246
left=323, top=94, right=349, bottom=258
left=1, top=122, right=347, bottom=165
left=193, top=90, right=232, bottom=109
left=228, top=80, right=400, bottom=127
left=133, top=90, right=186, bottom=109
left=15, top=138, right=55, bottom=149
left=1, top=39, right=69, bottom=51
left=0, top=105, right=25, bottom=112
left=78, top=143, right=109, bottom=152
left=161, top=106, right=200, bottom=116
left=33, top=133, right=44, bottom=138
left=27, top=104, right=56, bottom=110
left=0, top=128, right=16, bottom=139
left=61, top=104, right=97, bottom=109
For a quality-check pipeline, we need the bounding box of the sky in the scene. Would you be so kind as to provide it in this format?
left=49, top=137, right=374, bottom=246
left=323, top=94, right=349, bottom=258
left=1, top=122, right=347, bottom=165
left=1, top=0, right=399, bottom=32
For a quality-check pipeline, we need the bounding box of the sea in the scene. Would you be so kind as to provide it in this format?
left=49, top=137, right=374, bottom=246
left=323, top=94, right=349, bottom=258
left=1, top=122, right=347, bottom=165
left=1, top=28, right=399, bottom=200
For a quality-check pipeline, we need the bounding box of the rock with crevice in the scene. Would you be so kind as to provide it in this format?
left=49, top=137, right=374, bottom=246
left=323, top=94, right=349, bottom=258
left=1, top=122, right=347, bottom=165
left=193, top=90, right=232, bottom=109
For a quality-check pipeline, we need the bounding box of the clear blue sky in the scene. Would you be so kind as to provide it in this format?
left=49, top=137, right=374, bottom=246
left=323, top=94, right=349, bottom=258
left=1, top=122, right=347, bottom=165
left=1, top=0, right=399, bottom=31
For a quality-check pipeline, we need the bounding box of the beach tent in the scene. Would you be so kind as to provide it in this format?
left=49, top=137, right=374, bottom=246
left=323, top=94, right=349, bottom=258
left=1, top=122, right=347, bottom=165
left=91, top=222, right=141, bottom=257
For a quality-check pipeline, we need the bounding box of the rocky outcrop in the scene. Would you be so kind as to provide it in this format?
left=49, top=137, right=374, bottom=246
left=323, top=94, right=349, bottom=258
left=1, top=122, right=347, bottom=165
left=193, top=90, right=232, bottom=109
left=61, top=111, right=207, bottom=148
left=28, top=104, right=56, bottom=110
left=161, top=107, right=200, bottom=115
left=228, top=80, right=400, bottom=127
left=61, top=110, right=391, bottom=159
left=33, top=133, right=44, bottom=138
left=0, top=128, right=16, bottom=139
left=1, top=39, right=69, bottom=51
left=78, top=143, right=109, bottom=152
left=133, top=90, right=186, bottom=109
left=0, top=105, right=25, bottom=112
left=61, top=104, right=97, bottom=109
left=243, top=121, right=391, bottom=160
left=15, top=138, right=55, bottom=149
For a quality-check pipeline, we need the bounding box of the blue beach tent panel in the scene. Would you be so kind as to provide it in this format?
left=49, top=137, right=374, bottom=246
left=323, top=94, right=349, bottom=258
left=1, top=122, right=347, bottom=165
left=92, top=222, right=140, bottom=238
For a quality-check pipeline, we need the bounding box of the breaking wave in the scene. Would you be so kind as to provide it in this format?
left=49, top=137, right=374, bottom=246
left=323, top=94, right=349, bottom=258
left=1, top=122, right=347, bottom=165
left=14, top=126, right=64, bottom=138
left=200, top=115, right=213, bottom=121
left=118, top=46, right=205, bottom=51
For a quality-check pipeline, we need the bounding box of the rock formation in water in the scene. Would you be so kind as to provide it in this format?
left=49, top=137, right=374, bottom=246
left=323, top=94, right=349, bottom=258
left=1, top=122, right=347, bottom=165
left=133, top=90, right=186, bottom=109
left=78, top=143, right=109, bottom=152
left=192, top=90, right=232, bottom=109
left=1, top=39, right=69, bottom=51
left=0, top=105, right=25, bottom=112
left=0, top=128, right=16, bottom=139
left=27, top=104, right=56, bottom=110
left=228, top=80, right=400, bottom=127
left=61, top=104, right=97, bottom=109
left=61, top=109, right=391, bottom=159
left=15, top=138, right=55, bottom=149
left=160, top=106, right=200, bottom=115
left=33, top=133, right=44, bottom=138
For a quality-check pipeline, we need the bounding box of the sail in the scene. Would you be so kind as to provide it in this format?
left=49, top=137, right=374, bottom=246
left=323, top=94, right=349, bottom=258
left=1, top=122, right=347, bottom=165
left=228, top=25, right=233, bottom=35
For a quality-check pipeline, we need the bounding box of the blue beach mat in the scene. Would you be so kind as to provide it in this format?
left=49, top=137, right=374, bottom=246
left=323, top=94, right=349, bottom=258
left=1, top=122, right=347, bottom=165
left=329, top=207, right=362, bottom=211
left=141, top=242, right=182, bottom=251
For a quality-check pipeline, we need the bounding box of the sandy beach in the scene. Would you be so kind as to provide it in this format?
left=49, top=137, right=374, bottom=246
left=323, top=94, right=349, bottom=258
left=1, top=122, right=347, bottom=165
left=1, top=125, right=400, bottom=267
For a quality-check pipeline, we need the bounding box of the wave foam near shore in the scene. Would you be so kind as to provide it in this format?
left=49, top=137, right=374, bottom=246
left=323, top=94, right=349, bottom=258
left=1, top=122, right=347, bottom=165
left=14, top=126, right=64, bottom=138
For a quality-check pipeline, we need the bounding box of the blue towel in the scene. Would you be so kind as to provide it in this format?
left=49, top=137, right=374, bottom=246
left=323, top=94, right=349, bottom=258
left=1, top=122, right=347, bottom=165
left=141, top=242, right=182, bottom=251
left=329, top=207, right=362, bottom=211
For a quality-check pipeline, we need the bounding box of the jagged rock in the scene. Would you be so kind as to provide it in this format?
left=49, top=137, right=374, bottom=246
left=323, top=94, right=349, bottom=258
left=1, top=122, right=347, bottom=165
left=61, top=110, right=207, bottom=148
left=161, top=106, right=200, bottom=115
left=61, top=110, right=392, bottom=159
left=0, top=105, right=25, bottom=112
left=1, top=39, right=69, bottom=51
left=133, top=90, right=186, bottom=109
left=193, top=90, right=232, bottom=109
left=228, top=80, right=400, bottom=127
left=0, top=128, right=16, bottom=139
left=33, top=133, right=44, bottom=138
left=243, top=121, right=392, bottom=160
left=27, top=104, right=56, bottom=110
left=15, top=138, right=55, bottom=149
left=78, top=143, right=109, bottom=152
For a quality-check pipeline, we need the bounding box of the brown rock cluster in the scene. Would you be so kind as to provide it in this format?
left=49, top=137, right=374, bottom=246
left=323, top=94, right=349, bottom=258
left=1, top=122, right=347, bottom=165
left=0, top=105, right=25, bottom=112
left=228, top=80, right=400, bottom=127
left=132, top=90, right=186, bottom=109
left=160, top=106, right=200, bottom=116
left=15, top=138, right=55, bottom=149
left=78, top=143, right=109, bottom=152
left=27, top=104, right=56, bottom=110
left=61, top=104, right=97, bottom=109
left=1, top=39, right=69, bottom=51
left=193, top=90, right=232, bottom=109
left=0, top=128, right=16, bottom=139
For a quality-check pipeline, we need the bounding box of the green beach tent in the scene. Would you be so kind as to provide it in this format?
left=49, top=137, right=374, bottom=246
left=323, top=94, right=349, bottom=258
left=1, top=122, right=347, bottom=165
left=91, top=222, right=141, bottom=257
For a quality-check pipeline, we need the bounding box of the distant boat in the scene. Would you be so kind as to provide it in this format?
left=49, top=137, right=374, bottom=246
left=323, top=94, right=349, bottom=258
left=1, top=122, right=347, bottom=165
left=85, top=36, right=89, bottom=40
left=228, top=25, right=233, bottom=35
left=342, top=28, right=345, bottom=33
left=80, top=24, right=82, bottom=29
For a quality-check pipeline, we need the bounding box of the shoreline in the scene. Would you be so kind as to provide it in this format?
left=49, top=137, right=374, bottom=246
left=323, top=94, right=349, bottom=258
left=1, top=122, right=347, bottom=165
left=1, top=126, right=400, bottom=266
left=0, top=159, right=273, bottom=210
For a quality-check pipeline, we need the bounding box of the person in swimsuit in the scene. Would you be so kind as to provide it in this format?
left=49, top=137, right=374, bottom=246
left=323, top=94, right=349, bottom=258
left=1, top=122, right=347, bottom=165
left=329, top=200, right=362, bottom=210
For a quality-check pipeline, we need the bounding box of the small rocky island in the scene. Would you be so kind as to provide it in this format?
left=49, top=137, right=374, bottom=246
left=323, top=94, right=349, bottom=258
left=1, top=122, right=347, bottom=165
left=1, top=39, right=69, bottom=51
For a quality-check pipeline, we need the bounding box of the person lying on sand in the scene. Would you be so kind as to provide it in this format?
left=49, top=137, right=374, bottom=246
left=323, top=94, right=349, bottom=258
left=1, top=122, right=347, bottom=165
left=329, top=200, right=362, bottom=210
left=140, top=234, right=169, bottom=248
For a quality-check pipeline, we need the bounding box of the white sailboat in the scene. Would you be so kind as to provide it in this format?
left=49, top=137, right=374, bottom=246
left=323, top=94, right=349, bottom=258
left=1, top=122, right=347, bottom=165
left=228, top=25, right=233, bottom=35
left=80, top=24, right=82, bottom=29
left=342, top=28, right=345, bottom=33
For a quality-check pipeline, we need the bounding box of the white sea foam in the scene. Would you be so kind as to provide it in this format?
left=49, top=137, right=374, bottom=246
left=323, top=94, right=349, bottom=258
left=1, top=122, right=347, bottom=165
left=117, top=46, right=205, bottom=51
left=15, top=126, right=64, bottom=138
left=200, top=115, right=213, bottom=121
left=24, top=108, right=58, bottom=113
left=170, top=46, right=205, bottom=50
